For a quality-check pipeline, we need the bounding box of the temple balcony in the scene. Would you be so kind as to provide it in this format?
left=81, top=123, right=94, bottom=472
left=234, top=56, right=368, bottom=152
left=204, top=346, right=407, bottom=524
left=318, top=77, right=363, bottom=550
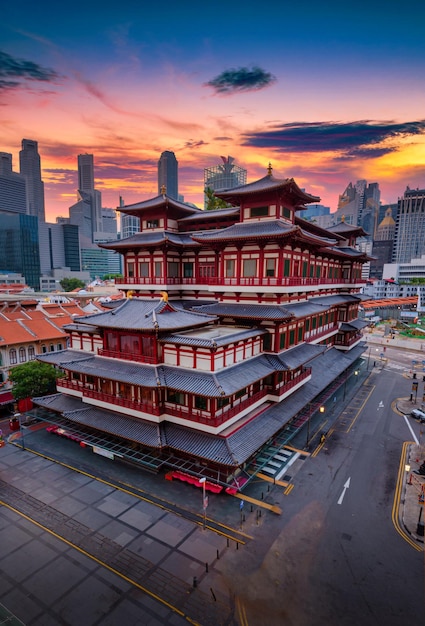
left=56, top=380, right=161, bottom=417
left=305, top=324, right=340, bottom=343
left=98, top=348, right=158, bottom=364
left=333, top=333, right=364, bottom=351
left=115, top=276, right=365, bottom=294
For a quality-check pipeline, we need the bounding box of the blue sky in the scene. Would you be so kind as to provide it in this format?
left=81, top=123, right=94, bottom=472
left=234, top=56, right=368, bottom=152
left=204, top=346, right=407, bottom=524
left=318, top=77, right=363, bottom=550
left=1, top=1, right=425, bottom=219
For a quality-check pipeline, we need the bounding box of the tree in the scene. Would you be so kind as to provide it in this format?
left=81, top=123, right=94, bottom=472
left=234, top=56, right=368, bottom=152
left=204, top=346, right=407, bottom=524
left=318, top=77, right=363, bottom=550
left=60, top=277, right=86, bottom=292
left=204, top=187, right=232, bottom=211
left=8, top=361, right=65, bottom=401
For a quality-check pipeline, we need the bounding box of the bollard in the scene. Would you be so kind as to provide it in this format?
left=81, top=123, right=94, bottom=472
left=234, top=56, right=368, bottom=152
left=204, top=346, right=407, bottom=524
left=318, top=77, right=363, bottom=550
left=205, top=562, right=209, bottom=573
left=236, top=542, right=239, bottom=550
left=267, top=484, right=270, bottom=492
left=193, top=576, right=197, bottom=588
left=227, top=537, right=229, bottom=548
left=250, top=504, right=253, bottom=512
left=217, top=549, right=220, bottom=560
left=261, top=492, right=264, bottom=500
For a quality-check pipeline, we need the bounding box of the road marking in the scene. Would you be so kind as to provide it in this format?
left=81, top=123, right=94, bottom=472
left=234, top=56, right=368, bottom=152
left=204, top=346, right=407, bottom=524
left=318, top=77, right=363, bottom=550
left=402, top=415, right=419, bottom=445
left=378, top=401, right=384, bottom=409
left=337, top=477, right=351, bottom=505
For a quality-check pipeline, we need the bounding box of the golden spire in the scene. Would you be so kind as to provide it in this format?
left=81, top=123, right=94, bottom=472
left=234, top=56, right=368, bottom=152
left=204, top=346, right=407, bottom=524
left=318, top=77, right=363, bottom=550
left=341, top=214, right=345, bottom=223
left=160, top=291, right=168, bottom=302
left=160, top=185, right=166, bottom=195
left=267, top=162, right=273, bottom=176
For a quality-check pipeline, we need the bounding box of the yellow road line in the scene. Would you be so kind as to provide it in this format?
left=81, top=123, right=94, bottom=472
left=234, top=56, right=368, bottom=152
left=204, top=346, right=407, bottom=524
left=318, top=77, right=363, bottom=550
left=10, top=443, right=249, bottom=544
left=284, top=483, right=294, bottom=496
left=256, top=472, right=288, bottom=487
left=391, top=441, right=422, bottom=552
left=236, top=595, right=249, bottom=626
left=233, top=492, right=282, bottom=515
left=0, top=499, right=201, bottom=625
left=345, top=386, right=375, bottom=433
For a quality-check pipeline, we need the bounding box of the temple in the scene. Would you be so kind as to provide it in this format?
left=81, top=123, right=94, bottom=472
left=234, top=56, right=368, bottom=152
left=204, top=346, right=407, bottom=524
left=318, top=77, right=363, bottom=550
left=33, top=167, right=370, bottom=492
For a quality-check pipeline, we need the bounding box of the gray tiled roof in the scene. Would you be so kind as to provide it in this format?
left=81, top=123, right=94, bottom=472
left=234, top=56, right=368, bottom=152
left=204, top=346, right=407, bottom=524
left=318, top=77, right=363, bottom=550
left=99, top=231, right=199, bottom=250
left=192, top=302, right=294, bottom=321
left=309, top=294, right=362, bottom=306
left=37, top=350, right=93, bottom=366
left=191, top=220, right=297, bottom=242
left=339, top=319, right=369, bottom=331
left=32, top=344, right=366, bottom=467
left=120, top=194, right=202, bottom=215
left=277, top=343, right=327, bottom=369
left=285, top=301, right=331, bottom=317
left=214, top=174, right=320, bottom=204
left=34, top=394, right=162, bottom=447
left=73, top=298, right=217, bottom=331
left=178, top=207, right=240, bottom=222
left=159, top=327, right=267, bottom=348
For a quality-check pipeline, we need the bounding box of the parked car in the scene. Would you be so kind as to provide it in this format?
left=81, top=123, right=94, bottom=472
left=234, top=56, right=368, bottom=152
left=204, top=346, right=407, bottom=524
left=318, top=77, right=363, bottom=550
left=410, top=408, right=425, bottom=422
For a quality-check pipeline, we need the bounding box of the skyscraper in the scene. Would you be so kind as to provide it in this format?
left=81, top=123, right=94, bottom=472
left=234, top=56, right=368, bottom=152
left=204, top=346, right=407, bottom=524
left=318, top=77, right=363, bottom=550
left=0, top=152, right=28, bottom=215
left=392, top=187, right=425, bottom=263
left=19, top=139, right=45, bottom=221
left=158, top=151, right=178, bottom=199
left=78, top=153, right=95, bottom=191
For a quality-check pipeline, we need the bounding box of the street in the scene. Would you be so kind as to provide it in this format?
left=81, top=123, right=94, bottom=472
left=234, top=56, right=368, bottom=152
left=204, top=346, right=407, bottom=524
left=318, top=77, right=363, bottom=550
left=0, top=348, right=424, bottom=625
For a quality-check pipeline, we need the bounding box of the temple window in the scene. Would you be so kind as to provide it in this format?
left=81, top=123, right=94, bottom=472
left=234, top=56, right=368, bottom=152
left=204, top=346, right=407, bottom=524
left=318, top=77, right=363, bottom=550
left=243, top=259, right=257, bottom=277
left=289, top=330, right=295, bottom=346
left=139, top=262, right=149, bottom=277
left=19, top=347, right=26, bottom=362
left=167, top=390, right=185, bottom=405
left=120, top=334, right=141, bottom=354
left=9, top=348, right=17, bottom=364
left=217, top=397, right=230, bottom=409
left=250, top=206, right=269, bottom=218
left=284, top=259, right=290, bottom=276
left=263, top=333, right=272, bottom=351
left=225, top=259, right=235, bottom=277
left=195, top=396, right=208, bottom=410
left=28, top=346, right=35, bottom=360
left=146, top=219, right=159, bottom=228
left=279, top=333, right=286, bottom=349
left=265, top=258, right=275, bottom=277
left=127, top=262, right=135, bottom=278
left=168, top=261, right=179, bottom=278
left=183, top=262, right=193, bottom=278
left=154, top=262, right=162, bottom=277
left=282, top=207, right=291, bottom=220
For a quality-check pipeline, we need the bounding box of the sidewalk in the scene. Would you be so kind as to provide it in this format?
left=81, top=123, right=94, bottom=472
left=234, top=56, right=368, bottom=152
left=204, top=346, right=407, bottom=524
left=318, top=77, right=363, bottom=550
left=396, top=396, right=425, bottom=545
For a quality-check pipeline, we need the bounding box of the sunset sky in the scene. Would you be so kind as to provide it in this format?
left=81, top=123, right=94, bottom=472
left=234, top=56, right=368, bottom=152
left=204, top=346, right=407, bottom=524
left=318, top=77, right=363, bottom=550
left=2, top=0, right=425, bottom=222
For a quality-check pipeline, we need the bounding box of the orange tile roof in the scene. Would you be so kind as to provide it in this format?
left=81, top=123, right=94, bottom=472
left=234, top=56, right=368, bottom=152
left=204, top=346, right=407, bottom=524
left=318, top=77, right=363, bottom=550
left=0, top=320, right=35, bottom=345
left=20, top=318, right=67, bottom=340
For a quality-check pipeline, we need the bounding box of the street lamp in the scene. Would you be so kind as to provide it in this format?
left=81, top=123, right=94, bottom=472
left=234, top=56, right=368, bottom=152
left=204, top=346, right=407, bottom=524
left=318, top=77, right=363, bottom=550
left=199, top=477, right=207, bottom=530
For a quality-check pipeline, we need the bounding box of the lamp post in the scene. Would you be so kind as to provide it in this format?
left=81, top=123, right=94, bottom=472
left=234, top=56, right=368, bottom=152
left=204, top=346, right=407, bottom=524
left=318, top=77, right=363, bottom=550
left=199, top=477, right=207, bottom=530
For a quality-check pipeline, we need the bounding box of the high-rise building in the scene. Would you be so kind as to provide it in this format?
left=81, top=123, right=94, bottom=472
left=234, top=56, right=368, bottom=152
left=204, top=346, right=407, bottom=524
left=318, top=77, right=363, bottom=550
left=0, top=152, right=28, bottom=215
left=392, top=187, right=425, bottom=263
left=0, top=213, right=40, bottom=289
left=333, top=180, right=380, bottom=236
left=158, top=151, right=178, bottom=199
left=78, top=154, right=95, bottom=191
left=19, top=139, right=45, bottom=221
left=38, top=222, right=81, bottom=275
left=204, top=156, right=247, bottom=207
left=71, top=155, right=103, bottom=244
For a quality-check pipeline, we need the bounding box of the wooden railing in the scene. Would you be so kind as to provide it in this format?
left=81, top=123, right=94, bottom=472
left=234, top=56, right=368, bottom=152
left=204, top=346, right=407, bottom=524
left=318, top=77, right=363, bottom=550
left=115, top=276, right=364, bottom=287
left=98, top=348, right=157, bottom=364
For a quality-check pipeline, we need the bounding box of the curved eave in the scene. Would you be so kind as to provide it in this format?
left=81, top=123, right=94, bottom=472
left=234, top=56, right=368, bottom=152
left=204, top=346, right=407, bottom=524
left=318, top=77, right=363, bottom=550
left=98, top=233, right=201, bottom=251
left=117, top=194, right=202, bottom=217
left=295, top=216, right=346, bottom=242
left=319, top=246, right=368, bottom=260
left=214, top=175, right=320, bottom=206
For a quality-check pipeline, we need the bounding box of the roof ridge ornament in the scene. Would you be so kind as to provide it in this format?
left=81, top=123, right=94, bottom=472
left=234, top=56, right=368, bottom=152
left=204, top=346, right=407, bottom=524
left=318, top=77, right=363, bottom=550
left=267, top=162, right=273, bottom=176
left=160, top=185, right=166, bottom=195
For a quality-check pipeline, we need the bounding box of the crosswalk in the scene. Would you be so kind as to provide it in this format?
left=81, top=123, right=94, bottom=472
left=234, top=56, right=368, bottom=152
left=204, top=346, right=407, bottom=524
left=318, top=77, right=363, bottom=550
left=256, top=447, right=299, bottom=481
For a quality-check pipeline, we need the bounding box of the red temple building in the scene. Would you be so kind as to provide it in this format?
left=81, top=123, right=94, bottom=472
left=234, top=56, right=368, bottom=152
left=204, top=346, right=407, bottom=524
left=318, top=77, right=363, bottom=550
left=34, top=166, right=370, bottom=492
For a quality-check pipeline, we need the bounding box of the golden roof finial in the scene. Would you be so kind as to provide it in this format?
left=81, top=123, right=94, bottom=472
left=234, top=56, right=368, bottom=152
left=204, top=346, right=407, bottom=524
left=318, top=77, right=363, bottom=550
left=160, top=185, right=166, bottom=195
left=267, top=162, right=273, bottom=176
left=160, top=291, right=168, bottom=302
left=341, top=214, right=345, bottom=223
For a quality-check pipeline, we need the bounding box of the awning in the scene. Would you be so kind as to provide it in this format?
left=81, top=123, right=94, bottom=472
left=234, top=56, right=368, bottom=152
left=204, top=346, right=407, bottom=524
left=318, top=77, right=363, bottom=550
left=0, top=391, right=14, bottom=406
